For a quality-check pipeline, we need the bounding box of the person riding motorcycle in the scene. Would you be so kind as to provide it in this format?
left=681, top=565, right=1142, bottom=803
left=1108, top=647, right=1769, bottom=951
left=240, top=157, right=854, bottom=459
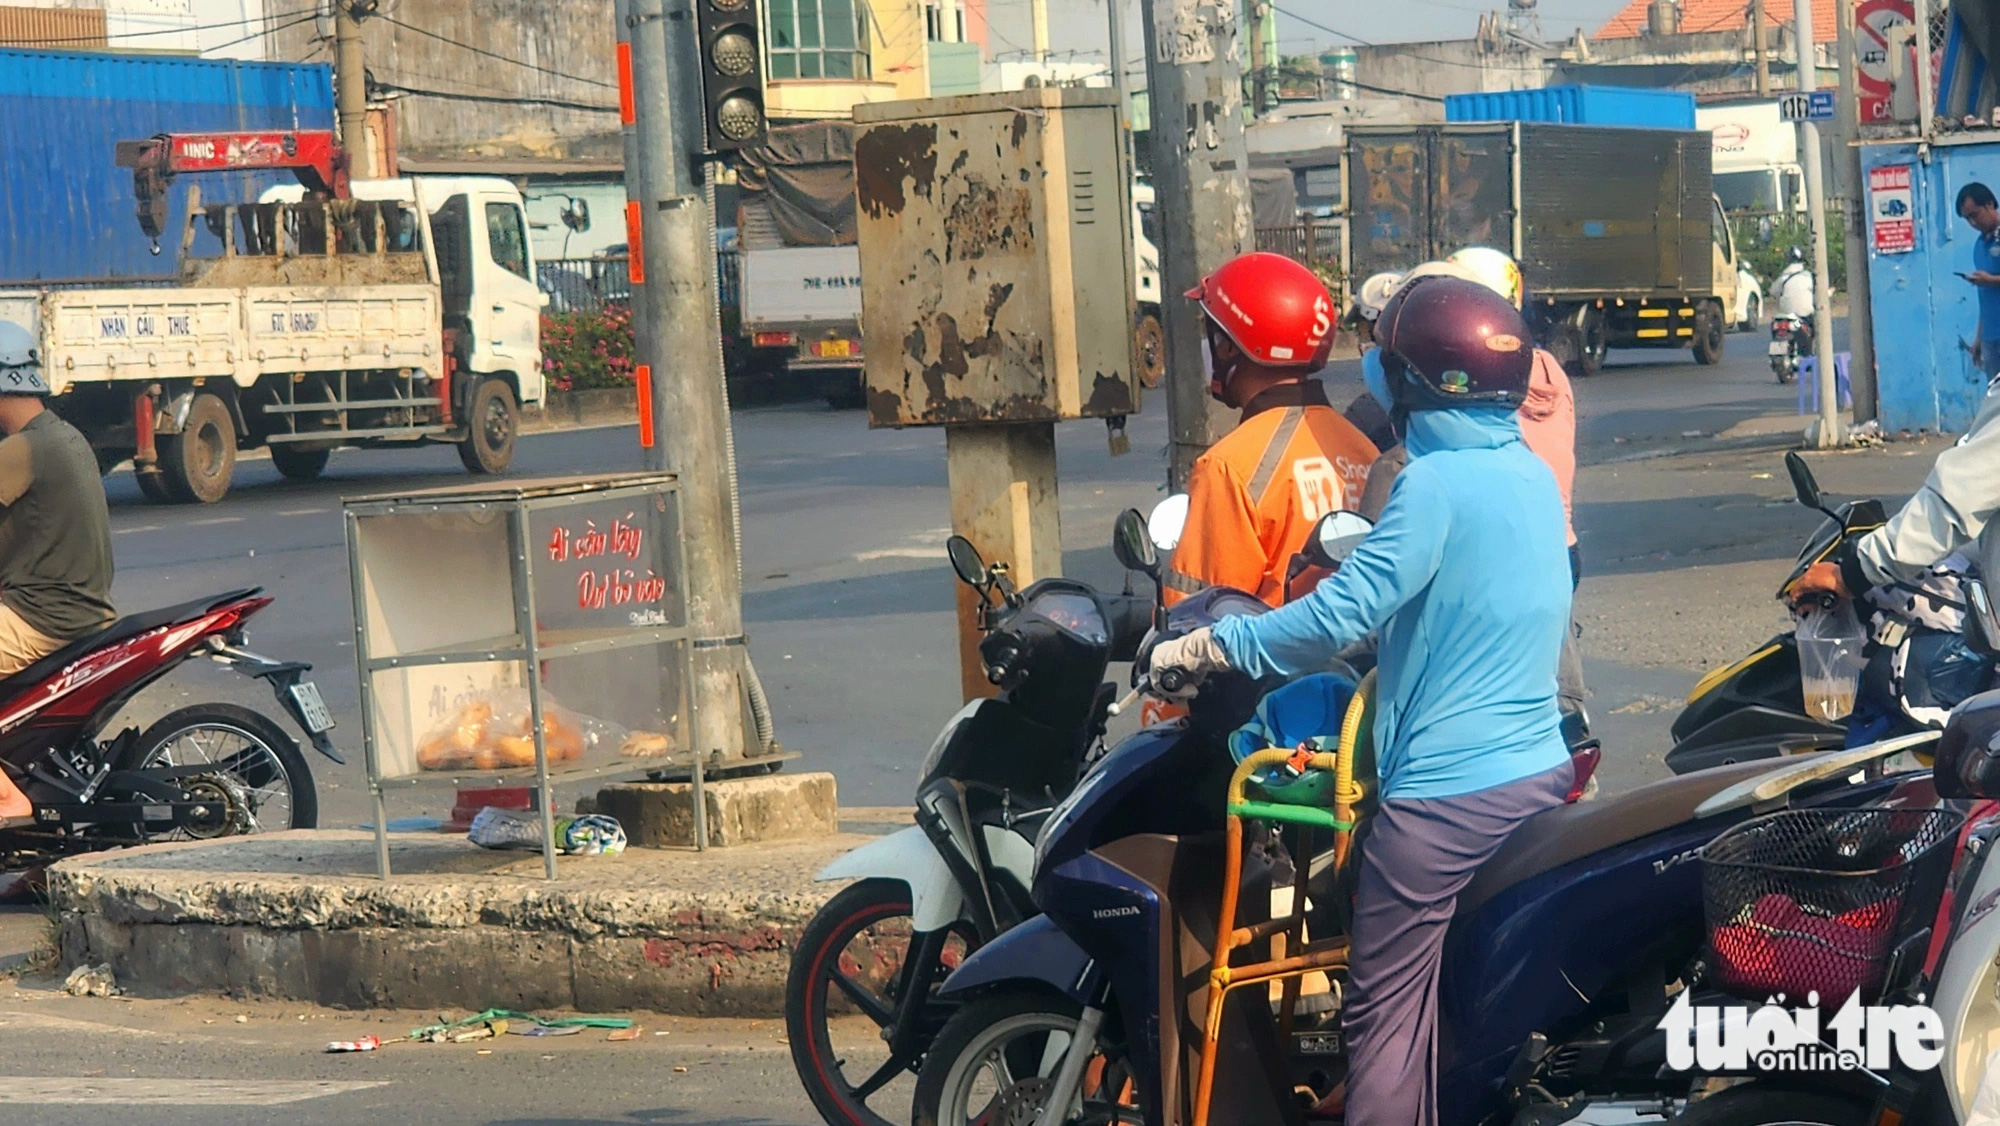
left=1150, top=276, right=1575, bottom=1126
left=1163, top=251, right=1380, bottom=608
left=1773, top=245, right=1816, bottom=354
left=1354, top=250, right=1588, bottom=721
left=0, top=320, right=115, bottom=821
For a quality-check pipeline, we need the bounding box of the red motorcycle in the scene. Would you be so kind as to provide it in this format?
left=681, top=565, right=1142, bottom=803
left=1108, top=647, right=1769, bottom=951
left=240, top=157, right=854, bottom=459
left=0, top=588, right=335, bottom=857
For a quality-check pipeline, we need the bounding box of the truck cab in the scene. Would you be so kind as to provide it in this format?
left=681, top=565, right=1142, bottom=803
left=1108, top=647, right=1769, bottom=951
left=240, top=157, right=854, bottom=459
left=263, top=177, right=545, bottom=404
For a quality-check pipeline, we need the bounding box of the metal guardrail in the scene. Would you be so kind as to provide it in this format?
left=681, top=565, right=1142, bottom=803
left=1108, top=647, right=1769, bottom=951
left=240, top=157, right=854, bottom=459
left=538, top=253, right=740, bottom=315
left=1255, top=223, right=1341, bottom=267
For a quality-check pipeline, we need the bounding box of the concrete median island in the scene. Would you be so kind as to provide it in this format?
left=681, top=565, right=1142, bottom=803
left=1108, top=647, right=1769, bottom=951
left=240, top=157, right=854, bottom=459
left=45, top=826, right=890, bottom=1016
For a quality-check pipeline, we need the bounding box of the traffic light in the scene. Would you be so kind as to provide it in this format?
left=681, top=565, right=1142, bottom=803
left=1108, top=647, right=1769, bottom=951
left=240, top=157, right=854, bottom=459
left=696, top=0, right=765, bottom=151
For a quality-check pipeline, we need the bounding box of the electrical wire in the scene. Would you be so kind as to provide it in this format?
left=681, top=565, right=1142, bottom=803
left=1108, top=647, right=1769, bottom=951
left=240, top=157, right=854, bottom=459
left=371, top=80, right=618, bottom=114
left=377, top=13, right=616, bottom=89
left=0, top=5, right=319, bottom=48
left=199, top=12, right=323, bottom=56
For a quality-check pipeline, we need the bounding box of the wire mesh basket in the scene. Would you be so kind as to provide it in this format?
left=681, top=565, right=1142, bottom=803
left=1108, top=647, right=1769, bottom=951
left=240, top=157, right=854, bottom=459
left=1702, top=808, right=1963, bottom=1004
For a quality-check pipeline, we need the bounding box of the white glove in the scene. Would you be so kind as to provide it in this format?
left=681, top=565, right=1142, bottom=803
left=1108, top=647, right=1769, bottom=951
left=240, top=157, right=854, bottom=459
left=1148, top=626, right=1231, bottom=698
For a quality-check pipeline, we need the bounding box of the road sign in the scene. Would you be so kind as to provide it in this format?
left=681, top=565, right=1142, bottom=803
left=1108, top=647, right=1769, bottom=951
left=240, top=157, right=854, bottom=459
left=1780, top=90, right=1837, bottom=121
left=1856, top=0, right=1914, bottom=124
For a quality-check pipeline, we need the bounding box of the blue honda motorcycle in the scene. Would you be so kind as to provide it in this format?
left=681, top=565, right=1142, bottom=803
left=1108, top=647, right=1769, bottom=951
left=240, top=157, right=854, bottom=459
left=911, top=511, right=1940, bottom=1126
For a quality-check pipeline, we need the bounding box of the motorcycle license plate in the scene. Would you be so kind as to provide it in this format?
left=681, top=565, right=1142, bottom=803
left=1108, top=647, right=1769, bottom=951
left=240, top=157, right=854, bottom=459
left=1768, top=340, right=1791, bottom=356
left=289, top=682, right=336, bottom=733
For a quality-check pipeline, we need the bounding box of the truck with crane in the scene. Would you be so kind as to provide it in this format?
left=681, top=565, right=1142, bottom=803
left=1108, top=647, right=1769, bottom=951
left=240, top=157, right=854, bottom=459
left=0, top=129, right=543, bottom=503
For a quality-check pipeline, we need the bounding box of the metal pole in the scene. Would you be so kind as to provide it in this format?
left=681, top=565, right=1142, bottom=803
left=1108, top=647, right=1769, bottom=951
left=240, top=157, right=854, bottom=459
left=1031, top=0, right=1049, bottom=61
left=1140, top=0, right=1253, bottom=489
left=1249, top=2, right=1269, bottom=117
left=334, top=1, right=368, bottom=166
left=1106, top=0, right=1133, bottom=175
left=1913, top=0, right=1934, bottom=139
left=1752, top=0, right=1772, bottom=98
left=623, top=0, right=752, bottom=767
left=1796, top=0, right=1841, bottom=447
left=1835, top=0, right=1878, bottom=422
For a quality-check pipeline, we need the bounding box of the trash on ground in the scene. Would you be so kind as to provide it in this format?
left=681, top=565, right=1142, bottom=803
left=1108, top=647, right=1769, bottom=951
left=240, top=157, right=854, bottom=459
left=325, top=1036, right=381, bottom=1053
left=467, top=808, right=627, bottom=855
left=607, top=1026, right=642, bottom=1041
left=62, top=963, right=117, bottom=997
left=516, top=1024, right=584, bottom=1037
left=408, top=1008, right=634, bottom=1044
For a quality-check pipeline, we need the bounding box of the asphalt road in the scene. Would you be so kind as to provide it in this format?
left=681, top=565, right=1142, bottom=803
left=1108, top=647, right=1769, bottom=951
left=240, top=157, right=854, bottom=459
left=89, top=328, right=1898, bottom=826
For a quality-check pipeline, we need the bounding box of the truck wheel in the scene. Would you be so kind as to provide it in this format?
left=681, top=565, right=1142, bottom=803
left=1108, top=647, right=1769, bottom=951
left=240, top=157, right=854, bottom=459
left=457, top=378, right=518, bottom=475
left=157, top=392, right=237, bottom=504
left=1692, top=302, right=1726, bottom=366
left=1576, top=308, right=1607, bottom=377
left=1134, top=311, right=1166, bottom=388
left=269, top=446, right=329, bottom=481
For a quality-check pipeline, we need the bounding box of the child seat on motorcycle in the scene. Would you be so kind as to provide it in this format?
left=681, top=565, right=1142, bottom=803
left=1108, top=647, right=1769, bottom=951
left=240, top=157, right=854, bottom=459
left=1225, top=672, right=1375, bottom=827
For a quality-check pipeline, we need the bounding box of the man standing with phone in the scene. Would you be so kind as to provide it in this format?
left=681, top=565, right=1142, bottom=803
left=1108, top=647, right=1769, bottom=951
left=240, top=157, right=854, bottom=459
left=1957, top=182, right=2000, bottom=378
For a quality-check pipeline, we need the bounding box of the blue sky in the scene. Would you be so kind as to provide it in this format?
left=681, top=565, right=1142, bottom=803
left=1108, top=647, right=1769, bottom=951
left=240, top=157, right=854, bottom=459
left=1003, top=0, right=1639, bottom=71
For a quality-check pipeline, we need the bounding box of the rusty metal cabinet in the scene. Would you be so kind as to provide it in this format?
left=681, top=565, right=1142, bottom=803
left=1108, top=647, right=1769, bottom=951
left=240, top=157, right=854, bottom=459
left=853, top=88, right=1140, bottom=428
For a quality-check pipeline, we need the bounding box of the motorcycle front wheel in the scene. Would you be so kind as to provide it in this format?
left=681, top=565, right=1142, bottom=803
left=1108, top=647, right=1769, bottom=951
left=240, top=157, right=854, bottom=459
left=786, top=878, right=974, bottom=1126
left=1668, top=1084, right=1871, bottom=1125
left=117, top=703, right=318, bottom=838
left=913, top=990, right=1136, bottom=1126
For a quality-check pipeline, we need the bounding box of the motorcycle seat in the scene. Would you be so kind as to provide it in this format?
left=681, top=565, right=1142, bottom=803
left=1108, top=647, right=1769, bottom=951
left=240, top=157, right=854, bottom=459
left=0, top=589, right=261, bottom=707
left=1458, top=758, right=1776, bottom=914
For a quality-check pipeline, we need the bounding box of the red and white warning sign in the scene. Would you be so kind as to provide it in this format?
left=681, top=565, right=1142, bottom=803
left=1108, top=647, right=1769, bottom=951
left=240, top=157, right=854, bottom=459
left=1869, top=164, right=1915, bottom=254
left=1855, top=0, right=1915, bottom=124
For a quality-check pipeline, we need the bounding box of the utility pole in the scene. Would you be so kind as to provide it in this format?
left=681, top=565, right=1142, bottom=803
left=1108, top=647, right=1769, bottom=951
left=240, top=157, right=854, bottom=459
left=619, top=0, right=755, bottom=768
left=1752, top=0, right=1771, bottom=98
left=1248, top=2, right=1270, bottom=117
left=1031, top=0, right=1049, bottom=61
left=1835, top=0, right=1876, bottom=421
left=1141, top=0, right=1253, bottom=489
left=1107, top=0, right=1133, bottom=173
left=1795, top=0, right=1841, bottom=447
left=334, top=1, right=367, bottom=169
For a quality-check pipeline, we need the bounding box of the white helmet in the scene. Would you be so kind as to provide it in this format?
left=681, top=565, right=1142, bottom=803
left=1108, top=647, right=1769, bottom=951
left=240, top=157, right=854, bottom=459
left=0, top=322, right=45, bottom=396
left=1354, top=271, right=1406, bottom=321
left=1447, top=246, right=1525, bottom=310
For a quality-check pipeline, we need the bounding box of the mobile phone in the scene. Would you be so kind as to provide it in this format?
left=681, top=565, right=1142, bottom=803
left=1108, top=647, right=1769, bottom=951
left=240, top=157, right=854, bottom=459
left=1959, top=271, right=1974, bottom=279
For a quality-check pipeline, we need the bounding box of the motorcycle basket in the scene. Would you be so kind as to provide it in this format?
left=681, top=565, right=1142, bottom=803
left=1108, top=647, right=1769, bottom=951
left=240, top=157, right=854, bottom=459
left=1701, top=808, right=1962, bottom=1004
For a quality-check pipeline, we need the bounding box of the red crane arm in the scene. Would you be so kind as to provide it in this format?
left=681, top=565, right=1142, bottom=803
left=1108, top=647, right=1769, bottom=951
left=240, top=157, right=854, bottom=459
left=113, top=129, right=353, bottom=240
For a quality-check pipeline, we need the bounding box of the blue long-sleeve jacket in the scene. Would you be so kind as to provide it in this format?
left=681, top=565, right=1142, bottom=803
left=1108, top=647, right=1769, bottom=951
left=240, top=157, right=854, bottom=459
left=1211, top=406, right=1571, bottom=800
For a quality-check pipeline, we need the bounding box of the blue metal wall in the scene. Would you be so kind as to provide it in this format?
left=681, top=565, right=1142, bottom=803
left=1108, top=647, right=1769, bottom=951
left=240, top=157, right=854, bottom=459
left=1861, top=140, right=2000, bottom=433
left=1445, top=85, right=1696, bottom=130
left=0, top=49, right=334, bottom=283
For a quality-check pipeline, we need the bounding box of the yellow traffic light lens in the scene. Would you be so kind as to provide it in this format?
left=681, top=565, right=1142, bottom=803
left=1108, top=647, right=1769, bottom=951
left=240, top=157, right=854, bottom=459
left=711, top=31, right=757, bottom=77
left=715, top=94, right=762, bottom=141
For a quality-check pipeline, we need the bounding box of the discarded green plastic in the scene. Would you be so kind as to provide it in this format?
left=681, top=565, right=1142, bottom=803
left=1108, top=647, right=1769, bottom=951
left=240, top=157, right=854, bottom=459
left=407, top=1008, right=634, bottom=1041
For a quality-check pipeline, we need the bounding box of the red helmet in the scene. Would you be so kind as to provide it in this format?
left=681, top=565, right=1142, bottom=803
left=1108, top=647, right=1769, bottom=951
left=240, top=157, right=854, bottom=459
left=1375, top=275, right=1532, bottom=412
left=1185, top=252, right=1336, bottom=370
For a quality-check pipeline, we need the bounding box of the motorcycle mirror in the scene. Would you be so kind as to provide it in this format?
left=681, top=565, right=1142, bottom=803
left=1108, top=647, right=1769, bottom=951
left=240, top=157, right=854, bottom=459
left=1147, top=494, right=1189, bottom=553
left=1784, top=451, right=1825, bottom=514
left=1969, top=579, right=2000, bottom=659
left=1112, top=508, right=1159, bottom=577
left=946, top=535, right=991, bottom=592
left=1303, top=510, right=1374, bottom=570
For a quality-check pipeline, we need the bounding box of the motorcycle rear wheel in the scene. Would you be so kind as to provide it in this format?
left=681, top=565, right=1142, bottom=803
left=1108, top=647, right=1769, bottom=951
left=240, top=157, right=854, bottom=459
left=117, top=703, right=318, bottom=839
left=1668, top=1085, right=1871, bottom=1125
left=786, top=878, right=974, bottom=1126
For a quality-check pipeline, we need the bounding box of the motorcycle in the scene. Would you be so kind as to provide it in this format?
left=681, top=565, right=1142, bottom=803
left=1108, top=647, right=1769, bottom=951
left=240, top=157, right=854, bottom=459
left=784, top=528, right=1152, bottom=1126
left=1769, top=314, right=1810, bottom=383
left=0, top=587, right=338, bottom=859
left=912, top=509, right=1938, bottom=1126
left=1668, top=452, right=1898, bottom=774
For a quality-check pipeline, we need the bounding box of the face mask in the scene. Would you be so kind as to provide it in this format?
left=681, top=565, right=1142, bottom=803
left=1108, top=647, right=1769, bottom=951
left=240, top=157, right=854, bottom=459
left=1363, top=347, right=1394, bottom=411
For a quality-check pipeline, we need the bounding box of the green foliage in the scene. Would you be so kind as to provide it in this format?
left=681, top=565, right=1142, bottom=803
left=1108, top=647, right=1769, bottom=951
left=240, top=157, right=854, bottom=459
left=1730, top=213, right=1847, bottom=295
left=540, top=305, right=635, bottom=392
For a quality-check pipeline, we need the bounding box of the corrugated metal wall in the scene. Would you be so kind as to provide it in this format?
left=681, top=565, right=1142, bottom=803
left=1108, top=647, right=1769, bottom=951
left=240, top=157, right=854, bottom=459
left=1520, top=125, right=1714, bottom=298
left=0, top=49, right=334, bottom=283
left=1445, top=85, right=1697, bottom=130
left=0, top=6, right=107, bottom=50
left=1861, top=140, right=2000, bottom=434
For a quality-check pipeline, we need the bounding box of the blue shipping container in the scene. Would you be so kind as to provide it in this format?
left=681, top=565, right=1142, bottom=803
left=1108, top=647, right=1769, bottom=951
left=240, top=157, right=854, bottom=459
left=0, top=49, right=334, bottom=283
left=1444, top=85, right=1697, bottom=130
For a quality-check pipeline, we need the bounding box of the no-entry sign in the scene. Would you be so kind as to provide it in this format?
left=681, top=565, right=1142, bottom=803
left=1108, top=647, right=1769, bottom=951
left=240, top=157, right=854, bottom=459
left=1856, top=0, right=1915, bottom=124
left=1870, top=164, right=1915, bottom=253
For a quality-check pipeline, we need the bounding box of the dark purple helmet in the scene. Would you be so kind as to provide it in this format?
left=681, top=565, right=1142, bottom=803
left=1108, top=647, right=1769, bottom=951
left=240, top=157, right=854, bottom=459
left=1375, top=275, right=1534, bottom=413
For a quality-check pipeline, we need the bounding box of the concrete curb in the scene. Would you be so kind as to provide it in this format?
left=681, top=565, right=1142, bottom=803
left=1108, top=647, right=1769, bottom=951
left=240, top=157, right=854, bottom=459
left=47, top=829, right=870, bottom=1016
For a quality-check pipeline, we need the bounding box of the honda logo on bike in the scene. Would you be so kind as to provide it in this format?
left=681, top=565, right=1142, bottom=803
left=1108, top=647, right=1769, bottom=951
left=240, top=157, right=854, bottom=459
left=1091, top=905, right=1141, bottom=920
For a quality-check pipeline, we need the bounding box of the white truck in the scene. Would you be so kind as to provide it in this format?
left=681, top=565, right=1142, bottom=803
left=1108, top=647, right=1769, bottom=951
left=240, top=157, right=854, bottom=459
left=1698, top=100, right=1805, bottom=215
left=739, top=182, right=1166, bottom=404
left=1, top=132, right=543, bottom=504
